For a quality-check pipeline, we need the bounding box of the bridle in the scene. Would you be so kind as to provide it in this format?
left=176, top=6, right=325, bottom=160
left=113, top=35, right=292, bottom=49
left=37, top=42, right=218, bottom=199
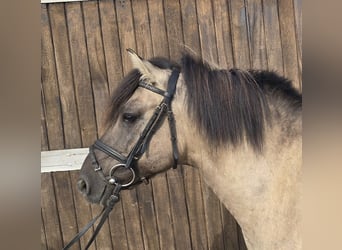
left=63, top=68, right=180, bottom=250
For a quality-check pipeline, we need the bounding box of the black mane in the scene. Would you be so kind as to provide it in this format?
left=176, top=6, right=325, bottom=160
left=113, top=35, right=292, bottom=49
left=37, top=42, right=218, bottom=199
left=182, top=54, right=301, bottom=151
left=107, top=54, right=301, bottom=151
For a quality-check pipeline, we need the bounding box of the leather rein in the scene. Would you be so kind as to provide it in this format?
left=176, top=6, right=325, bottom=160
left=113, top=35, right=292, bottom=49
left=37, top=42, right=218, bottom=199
left=63, top=68, right=180, bottom=250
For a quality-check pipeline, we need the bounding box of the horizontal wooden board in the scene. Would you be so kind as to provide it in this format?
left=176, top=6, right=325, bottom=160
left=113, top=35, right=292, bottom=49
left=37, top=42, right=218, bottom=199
left=41, top=148, right=88, bottom=172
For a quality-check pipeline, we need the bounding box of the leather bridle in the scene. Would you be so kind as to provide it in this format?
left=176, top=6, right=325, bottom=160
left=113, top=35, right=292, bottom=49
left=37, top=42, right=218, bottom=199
left=63, top=68, right=180, bottom=250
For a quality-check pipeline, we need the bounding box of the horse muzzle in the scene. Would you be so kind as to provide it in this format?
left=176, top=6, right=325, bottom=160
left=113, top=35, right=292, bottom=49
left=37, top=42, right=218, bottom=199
left=77, top=154, right=140, bottom=205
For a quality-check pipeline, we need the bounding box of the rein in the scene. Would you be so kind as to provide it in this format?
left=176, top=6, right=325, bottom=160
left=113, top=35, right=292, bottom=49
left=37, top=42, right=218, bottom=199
left=63, top=68, right=180, bottom=250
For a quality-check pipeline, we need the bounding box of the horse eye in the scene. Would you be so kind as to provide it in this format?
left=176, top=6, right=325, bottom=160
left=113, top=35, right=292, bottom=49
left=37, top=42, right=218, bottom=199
left=122, top=113, right=138, bottom=123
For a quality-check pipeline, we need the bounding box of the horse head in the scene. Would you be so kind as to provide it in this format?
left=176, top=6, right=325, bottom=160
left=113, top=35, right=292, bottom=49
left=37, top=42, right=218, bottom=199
left=77, top=50, right=187, bottom=205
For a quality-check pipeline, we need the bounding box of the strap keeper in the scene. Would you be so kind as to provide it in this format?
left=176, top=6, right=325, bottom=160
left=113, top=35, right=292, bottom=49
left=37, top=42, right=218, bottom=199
left=164, top=91, right=171, bottom=98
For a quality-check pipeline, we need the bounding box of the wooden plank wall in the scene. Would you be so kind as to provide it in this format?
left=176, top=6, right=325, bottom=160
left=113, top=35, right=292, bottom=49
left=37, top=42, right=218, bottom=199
left=41, top=0, right=302, bottom=249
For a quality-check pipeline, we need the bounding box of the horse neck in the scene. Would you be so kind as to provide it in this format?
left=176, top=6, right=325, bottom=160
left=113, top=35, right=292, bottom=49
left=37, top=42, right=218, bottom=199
left=180, top=104, right=302, bottom=250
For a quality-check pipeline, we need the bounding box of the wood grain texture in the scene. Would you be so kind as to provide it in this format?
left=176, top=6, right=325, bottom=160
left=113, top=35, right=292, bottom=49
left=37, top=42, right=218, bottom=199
left=246, top=0, right=268, bottom=69
left=41, top=173, right=64, bottom=249
left=88, top=202, right=113, bottom=250
left=212, top=0, right=234, bottom=68
left=121, top=189, right=145, bottom=250
left=183, top=167, right=208, bottom=250
left=180, top=0, right=201, bottom=55
left=238, top=224, right=248, bottom=250
left=151, top=174, right=175, bottom=250
left=132, top=0, right=154, bottom=58
left=229, top=0, right=251, bottom=69
left=41, top=4, right=64, bottom=150
left=136, top=183, right=160, bottom=250
left=167, top=169, right=192, bottom=250
left=164, top=0, right=184, bottom=60
left=115, top=0, right=137, bottom=74
left=278, top=0, right=301, bottom=90
left=65, top=2, right=97, bottom=147
left=202, top=183, right=225, bottom=250
left=220, top=205, right=241, bottom=250
left=82, top=1, right=110, bottom=136
left=98, top=0, right=124, bottom=94
left=108, top=201, right=129, bottom=250
left=196, top=0, right=218, bottom=64
left=147, top=0, right=169, bottom=57
left=293, top=0, right=302, bottom=91
left=41, top=86, right=49, bottom=151
left=53, top=171, right=80, bottom=248
left=41, top=212, right=48, bottom=250
left=262, top=0, right=284, bottom=73
left=48, top=3, right=82, bottom=148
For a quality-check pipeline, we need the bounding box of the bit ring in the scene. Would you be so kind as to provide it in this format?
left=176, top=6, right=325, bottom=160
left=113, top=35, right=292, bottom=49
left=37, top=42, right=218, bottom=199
left=109, top=164, right=136, bottom=187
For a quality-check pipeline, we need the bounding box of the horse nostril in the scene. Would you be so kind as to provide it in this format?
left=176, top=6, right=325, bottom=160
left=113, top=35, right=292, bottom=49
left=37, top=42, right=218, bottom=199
left=77, top=178, right=89, bottom=195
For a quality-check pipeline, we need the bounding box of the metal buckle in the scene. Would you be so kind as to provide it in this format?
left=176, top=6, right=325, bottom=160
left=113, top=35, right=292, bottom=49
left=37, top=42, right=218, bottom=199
left=94, top=165, right=102, bottom=172
left=109, top=164, right=136, bottom=187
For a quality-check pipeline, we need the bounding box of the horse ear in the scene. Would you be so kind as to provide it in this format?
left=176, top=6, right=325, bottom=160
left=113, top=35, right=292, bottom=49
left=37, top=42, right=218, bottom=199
left=127, top=48, right=158, bottom=83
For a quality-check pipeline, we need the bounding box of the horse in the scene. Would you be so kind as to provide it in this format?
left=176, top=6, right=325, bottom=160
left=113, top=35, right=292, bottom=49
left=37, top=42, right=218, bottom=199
left=77, top=49, right=302, bottom=250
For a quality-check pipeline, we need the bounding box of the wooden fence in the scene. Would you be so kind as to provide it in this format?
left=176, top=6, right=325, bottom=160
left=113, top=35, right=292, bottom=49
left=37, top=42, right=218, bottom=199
left=41, top=0, right=301, bottom=249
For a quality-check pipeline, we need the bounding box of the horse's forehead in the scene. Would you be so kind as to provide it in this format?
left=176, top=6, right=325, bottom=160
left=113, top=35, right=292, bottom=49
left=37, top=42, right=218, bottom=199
left=127, top=88, right=160, bottom=106
left=154, top=69, right=171, bottom=83
left=141, top=68, right=171, bottom=87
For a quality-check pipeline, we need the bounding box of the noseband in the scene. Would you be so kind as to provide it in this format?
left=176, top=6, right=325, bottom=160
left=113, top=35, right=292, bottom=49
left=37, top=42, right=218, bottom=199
left=63, top=68, right=180, bottom=250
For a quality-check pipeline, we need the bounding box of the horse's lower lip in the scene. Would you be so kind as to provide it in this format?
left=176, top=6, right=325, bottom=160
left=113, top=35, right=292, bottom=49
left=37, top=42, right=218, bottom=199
left=82, top=184, right=109, bottom=206
left=99, top=185, right=115, bottom=206
left=100, top=194, right=109, bottom=206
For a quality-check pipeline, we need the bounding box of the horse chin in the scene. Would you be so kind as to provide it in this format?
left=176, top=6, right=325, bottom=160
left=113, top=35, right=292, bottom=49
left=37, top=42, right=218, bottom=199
left=82, top=185, right=106, bottom=205
left=99, top=191, right=110, bottom=207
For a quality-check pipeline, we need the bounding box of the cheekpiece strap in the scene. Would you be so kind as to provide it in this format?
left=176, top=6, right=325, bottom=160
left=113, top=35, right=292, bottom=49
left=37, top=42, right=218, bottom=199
left=164, top=68, right=180, bottom=103
left=165, top=68, right=180, bottom=168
